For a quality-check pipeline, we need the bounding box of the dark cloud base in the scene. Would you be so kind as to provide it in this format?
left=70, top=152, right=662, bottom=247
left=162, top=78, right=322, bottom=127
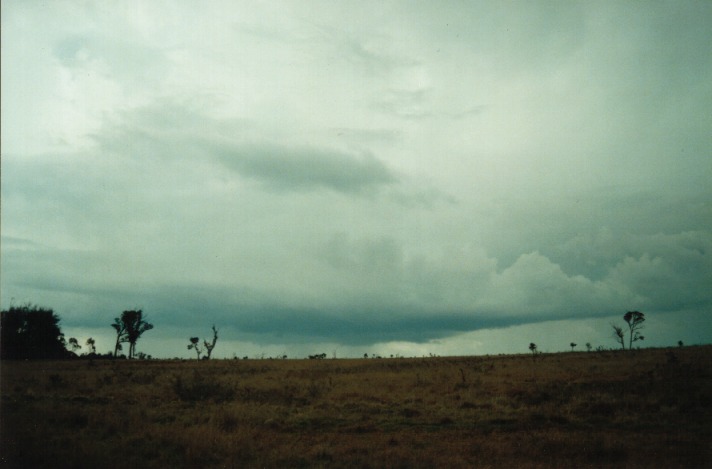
left=6, top=279, right=647, bottom=346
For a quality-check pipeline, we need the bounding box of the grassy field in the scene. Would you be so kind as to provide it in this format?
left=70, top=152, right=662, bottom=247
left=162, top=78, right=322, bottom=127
left=2, top=346, right=711, bottom=468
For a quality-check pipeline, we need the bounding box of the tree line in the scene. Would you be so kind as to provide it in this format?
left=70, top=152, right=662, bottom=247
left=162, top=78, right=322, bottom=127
left=1, top=304, right=665, bottom=361
left=1, top=303, right=224, bottom=360
left=529, top=311, right=651, bottom=355
left=1, top=304, right=156, bottom=360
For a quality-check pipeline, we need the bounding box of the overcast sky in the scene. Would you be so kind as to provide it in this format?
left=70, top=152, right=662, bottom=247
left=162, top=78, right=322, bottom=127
left=2, top=1, right=711, bottom=359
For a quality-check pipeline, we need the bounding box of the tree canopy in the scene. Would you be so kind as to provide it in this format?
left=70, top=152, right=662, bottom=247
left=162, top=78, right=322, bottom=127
left=118, top=309, right=153, bottom=359
left=1, top=304, right=69, bottom=359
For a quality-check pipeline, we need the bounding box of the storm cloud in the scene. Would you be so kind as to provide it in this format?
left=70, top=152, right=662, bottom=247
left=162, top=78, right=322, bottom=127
left=2, top=1, right=711, bottom=358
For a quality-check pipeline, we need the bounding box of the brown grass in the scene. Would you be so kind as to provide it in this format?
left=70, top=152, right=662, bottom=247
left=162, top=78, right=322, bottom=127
left=2, top=346, right=711, bottom=468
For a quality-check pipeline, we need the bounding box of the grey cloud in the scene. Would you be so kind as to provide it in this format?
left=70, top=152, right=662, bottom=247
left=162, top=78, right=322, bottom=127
left=88, top=102, right=399, bottom=196
left=3, top=1, right=711, bottom=356
left=604, top=234, right=712, bottom=312
left=373, top=88, right=432, bottom=119
left=52, top=30, right=170, bottom=96
left=1, top=236, right=45, bottom=250
left=54, top=34, right=159, bottom=70
left=215, top=143, right=397, bottom=194
left=329, top=127, right=402, bottom=145
left=322, top=233, right=402, bottom=273
left=305, top=20, right=418, bottom=73
left=3, top=226, right=711, bottom=346
left=441, top=105, right=487, bottom=120
left=476, top=251, right=624, bottom=318
left=550, top=228, right=712, bottom=282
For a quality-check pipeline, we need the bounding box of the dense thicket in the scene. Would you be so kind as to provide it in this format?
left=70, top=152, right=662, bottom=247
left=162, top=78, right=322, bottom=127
left=1, top=304, right=69, bottom=359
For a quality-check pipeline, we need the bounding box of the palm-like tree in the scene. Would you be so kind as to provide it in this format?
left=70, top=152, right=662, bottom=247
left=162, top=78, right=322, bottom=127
left=612, top=324, right=626, bottom=350
left=117, top=310, right=153, bottom=359
left=623, top=311, right=645, bottom=349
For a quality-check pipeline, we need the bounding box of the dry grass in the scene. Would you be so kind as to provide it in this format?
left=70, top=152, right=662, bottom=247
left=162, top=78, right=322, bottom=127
left=2, top=346, right=711, bottom=468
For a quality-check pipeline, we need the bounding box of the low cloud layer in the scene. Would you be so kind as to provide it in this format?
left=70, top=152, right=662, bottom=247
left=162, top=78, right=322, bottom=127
left=216, top=143, right=397, bottom=193
left=2, top=1, right=711, bottom=357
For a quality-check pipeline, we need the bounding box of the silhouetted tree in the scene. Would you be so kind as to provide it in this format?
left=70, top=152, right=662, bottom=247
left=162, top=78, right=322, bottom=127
left=86, top=337, right=96, bottom=355
left=119, top=310, right=153, bottom=359
left=1, top=304, right=69, bottom=359
left=570, top=342, right=577, bottom=352
left=585, top=342, right=592, bottom=352
left=187, top=337, right=202, bottom=359
left=68, top=337, right=81, bottom=353
left=529, top=343, right=538, bottom=355
left=678, top=340, right=684, bottom=348
left=204, top=325, right=218, bottom=359
left=187, top=325, right=219, bottom=360
left=111, top=317, right=128, bottom=357
left=623, top=311, right=645, bottom=349
left=612, top=324, right=626, bottom=350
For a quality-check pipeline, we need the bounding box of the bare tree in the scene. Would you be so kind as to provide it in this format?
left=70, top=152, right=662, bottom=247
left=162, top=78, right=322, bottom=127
left=623, top=311, right=645, bottom=349
left=203, top=325, right=218, bottom=360
left=188, top=325, right=219, bottom=360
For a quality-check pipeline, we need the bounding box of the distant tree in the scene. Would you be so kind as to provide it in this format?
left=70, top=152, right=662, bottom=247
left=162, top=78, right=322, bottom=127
left=111, top=317, right=128, bottom=357
left=187, top=337, right=203, bottom=359
left=612, top=324, right=626, bottom=350
left=678, top=340, right=684, bottom=348
left=119, top=310, right=153, bottom=359
left=67, top=337, right=81, bottom=353
left=204, top=325, right=218, bottom=360
left=585, top=342, right=592, bottom=352
left=1, top=304, right=69, bottom=359
left=187, top=325, right=219, bottom=360
left=570, top=342, right=577, bottom=352
left=86, top=337, right=96, bottom=355
left=623, top=311, right=645, bottom=349
left=529, top=343, right=538, bottom=355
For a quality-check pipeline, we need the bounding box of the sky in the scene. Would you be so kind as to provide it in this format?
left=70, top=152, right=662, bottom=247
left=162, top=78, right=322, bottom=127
left=2, top=1, right=711, bottom=359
